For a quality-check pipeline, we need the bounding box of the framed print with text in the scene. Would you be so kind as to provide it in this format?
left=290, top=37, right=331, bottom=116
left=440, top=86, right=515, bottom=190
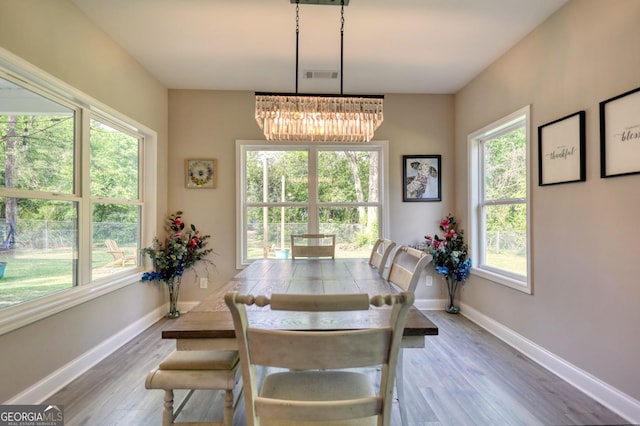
left=538, top=111, right=586, bottom=186
left=186, top=159, right=217, bottom=188
left=402, top=155, right=441, bottom=202
left=600, top=86, right=640, bottom=178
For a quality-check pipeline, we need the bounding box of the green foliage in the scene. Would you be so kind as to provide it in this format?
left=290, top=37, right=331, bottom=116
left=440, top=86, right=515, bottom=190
left=0, top=114, right=139, bottom=246
left=484, top=127, right=527, bottom=234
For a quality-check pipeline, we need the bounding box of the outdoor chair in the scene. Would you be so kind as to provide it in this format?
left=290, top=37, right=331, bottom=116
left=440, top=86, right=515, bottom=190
left=104, top=239, right=136, bottom=267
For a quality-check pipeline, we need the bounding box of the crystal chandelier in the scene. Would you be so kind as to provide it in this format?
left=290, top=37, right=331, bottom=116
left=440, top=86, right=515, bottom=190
left=255, top=0, right=384, bottom=143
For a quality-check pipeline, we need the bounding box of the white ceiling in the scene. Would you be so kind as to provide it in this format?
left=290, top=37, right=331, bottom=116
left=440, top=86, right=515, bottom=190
left=70, top=0, right=567, bottom=94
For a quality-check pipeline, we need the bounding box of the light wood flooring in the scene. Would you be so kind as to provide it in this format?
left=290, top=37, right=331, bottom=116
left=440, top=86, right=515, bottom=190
left=44, top=311, right=630, bottom=425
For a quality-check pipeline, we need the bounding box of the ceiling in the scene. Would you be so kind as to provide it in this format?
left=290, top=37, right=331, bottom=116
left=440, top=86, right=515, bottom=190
left=70, top=0, right=567, bottom=94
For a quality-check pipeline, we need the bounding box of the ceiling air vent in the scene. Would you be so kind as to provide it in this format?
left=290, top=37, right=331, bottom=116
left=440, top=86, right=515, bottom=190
left=304, top=70, right=339, bottom=79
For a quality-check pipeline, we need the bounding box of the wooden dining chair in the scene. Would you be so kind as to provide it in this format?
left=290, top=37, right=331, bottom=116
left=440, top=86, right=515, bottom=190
left=368, top=238, right=397, bottom=278
left=290, top=233, right=336, bottom=259
left=385, top=245, right=432, bottom=426
left=386, top=245, right=432, bottom=293
left=225, top=291, right=415, bottom=426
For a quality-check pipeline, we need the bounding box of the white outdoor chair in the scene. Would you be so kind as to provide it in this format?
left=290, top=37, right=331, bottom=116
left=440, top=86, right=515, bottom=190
left=225, top=291, right=415, bottom=426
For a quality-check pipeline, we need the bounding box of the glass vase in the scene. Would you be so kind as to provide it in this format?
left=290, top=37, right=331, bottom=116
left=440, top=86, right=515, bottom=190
left=445, top=274, right=460, bottom=314
left=167, top=276, right=181, bottom=319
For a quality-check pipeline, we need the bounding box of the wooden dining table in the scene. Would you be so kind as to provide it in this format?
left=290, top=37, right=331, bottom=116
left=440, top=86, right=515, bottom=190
left=162, top=258, right=438, bottom=425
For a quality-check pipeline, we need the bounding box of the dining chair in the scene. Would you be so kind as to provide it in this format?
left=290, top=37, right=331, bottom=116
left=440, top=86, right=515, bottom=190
left=225, top=291, right=415, bottom=426
left=290, top=233, right=336, bottom=259
left=145, top=350, right=240, bottom=426
left=385, top=245, right=432, bottom=426
left=368, top=238, right=397, bottom=278
left=386, top=245, right=432, bottom=293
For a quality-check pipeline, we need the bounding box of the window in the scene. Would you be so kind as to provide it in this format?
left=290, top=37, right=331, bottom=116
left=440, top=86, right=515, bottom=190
left=237, top=141, right=388, bottom=267
left=468, top=106, right=531, bottom=293
left=0, top=54, right=156, bottom=329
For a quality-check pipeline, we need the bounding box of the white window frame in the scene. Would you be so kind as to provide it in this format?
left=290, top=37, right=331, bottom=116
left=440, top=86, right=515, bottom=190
left=235, top=140, right=389, bottom=268
left=468, top=105, right=532, bottom=294
left=0, top=48, right=157, bottom=335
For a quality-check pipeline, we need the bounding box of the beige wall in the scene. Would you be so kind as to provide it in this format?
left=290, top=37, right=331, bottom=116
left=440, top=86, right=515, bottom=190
left=169, top=91, right=455, bottom=302
left=455, top=0, right=640, bottom=402
left=0, top=0, right=168, bottom=402
left=2, top=0, right=637, bottom=413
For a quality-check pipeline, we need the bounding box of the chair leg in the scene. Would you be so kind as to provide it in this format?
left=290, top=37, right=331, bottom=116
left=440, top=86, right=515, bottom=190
left=397, top=349, right=408, bottom=426
left=163, top=390, right=175, bottom=426
left=223, top=389, right=233, bottom=426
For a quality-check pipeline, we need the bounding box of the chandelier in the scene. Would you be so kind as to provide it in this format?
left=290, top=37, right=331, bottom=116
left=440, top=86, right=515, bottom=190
left=255, top=0, right=384, bottom=143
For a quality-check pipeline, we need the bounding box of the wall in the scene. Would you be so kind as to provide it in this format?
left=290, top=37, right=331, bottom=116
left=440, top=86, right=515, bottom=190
left=0, top=0, right=168, bottom=402
left=168, top=91, right=454, bottom=303
left=455, top=0, right=640, bottom=407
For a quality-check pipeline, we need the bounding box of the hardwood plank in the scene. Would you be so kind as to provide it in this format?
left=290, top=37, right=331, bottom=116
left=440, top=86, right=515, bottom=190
left=44, top=312, right=629, bottom=425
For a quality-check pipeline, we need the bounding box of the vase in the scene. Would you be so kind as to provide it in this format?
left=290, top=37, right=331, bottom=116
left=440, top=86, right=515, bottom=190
left=445, top=274, right=460, bottom=314
left=167, top=276, right=181, bottom=319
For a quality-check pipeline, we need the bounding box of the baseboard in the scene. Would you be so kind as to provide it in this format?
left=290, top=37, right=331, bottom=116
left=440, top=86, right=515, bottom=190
left=460, top=302, right=640, bottom=424
left=5, top=305, right=167, bottom=405
left=414, top=298, right=446, bottom=311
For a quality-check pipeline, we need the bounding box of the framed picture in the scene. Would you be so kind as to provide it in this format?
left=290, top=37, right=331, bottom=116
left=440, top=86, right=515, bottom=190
left=402, top=155, right=441, bottom=202
left=538, top=111, right=586, bottom=186
left=600, top=86, right=640, bottom=178
left=185, top=159, right=217, bottom=188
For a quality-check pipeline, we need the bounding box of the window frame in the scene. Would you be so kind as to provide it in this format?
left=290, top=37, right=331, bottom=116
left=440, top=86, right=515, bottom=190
left=0, top=48, right=157, bottom=335
left=468, top=106, right=532, bottom=294
left=236, top=140, right=389, bottom=268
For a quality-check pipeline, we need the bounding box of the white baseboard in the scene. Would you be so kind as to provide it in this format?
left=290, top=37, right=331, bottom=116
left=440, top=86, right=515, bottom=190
left=459, top=302, right=640, bottom=424
left=414, top=298, right=447, bottom=311
left=5, top=305, right=167, bottom=405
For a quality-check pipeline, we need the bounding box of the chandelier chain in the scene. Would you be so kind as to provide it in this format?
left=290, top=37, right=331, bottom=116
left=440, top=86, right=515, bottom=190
left=254, top=0, right=384, bottom=143
left=295, top=0, right=300, bottom=93
left=340, top=0, right=344, bottom=94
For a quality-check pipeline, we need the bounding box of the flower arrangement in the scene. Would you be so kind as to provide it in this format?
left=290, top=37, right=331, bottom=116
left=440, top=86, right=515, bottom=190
left=141, top=211, right=213, bottom=318
left=423, top=213, right=471, bottom=313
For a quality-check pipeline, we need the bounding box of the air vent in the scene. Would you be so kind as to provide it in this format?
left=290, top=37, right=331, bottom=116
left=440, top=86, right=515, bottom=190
left=304, top=70, right=339, bottom=79
left=290, top=0, right=349, bottom=5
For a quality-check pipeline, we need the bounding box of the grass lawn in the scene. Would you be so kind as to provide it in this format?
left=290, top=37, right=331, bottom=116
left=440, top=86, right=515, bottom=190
left=0, top=248, right=137, bottom=309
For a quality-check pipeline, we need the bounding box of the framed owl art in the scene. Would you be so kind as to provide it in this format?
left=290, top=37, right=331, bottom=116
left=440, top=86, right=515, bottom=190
left=185, top=159, right=217, bottom=189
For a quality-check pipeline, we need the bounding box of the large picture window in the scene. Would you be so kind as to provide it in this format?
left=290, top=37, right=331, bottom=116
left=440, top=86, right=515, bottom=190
left=237, top=141, right=388, bottom=267
left=0, top=57, right=154, bottom=323
left=468, top=106, right=531, bottom=293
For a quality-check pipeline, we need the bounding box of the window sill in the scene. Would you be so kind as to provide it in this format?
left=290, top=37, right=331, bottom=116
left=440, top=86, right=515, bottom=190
left=0, top=270, right=143, bottom=336
left=471, top=267, right=532, bottom=294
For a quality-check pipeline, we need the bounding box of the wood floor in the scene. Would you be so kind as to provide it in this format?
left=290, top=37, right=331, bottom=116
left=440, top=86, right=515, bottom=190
left=44, top=311, right=629, bottom=426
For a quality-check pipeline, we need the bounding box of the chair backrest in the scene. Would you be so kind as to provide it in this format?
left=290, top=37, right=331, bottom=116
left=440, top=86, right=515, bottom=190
left=387, top=245, right=433, bottom=292
left=368, top=238, right=397, bottom=278
left=290, top=233, right=336, bottom=259
left=225, top=291, right=414, bottom=426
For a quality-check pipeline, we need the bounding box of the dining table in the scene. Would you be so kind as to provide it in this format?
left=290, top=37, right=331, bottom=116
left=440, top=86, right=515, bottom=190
left=162, top=257, right=439, bottom=425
